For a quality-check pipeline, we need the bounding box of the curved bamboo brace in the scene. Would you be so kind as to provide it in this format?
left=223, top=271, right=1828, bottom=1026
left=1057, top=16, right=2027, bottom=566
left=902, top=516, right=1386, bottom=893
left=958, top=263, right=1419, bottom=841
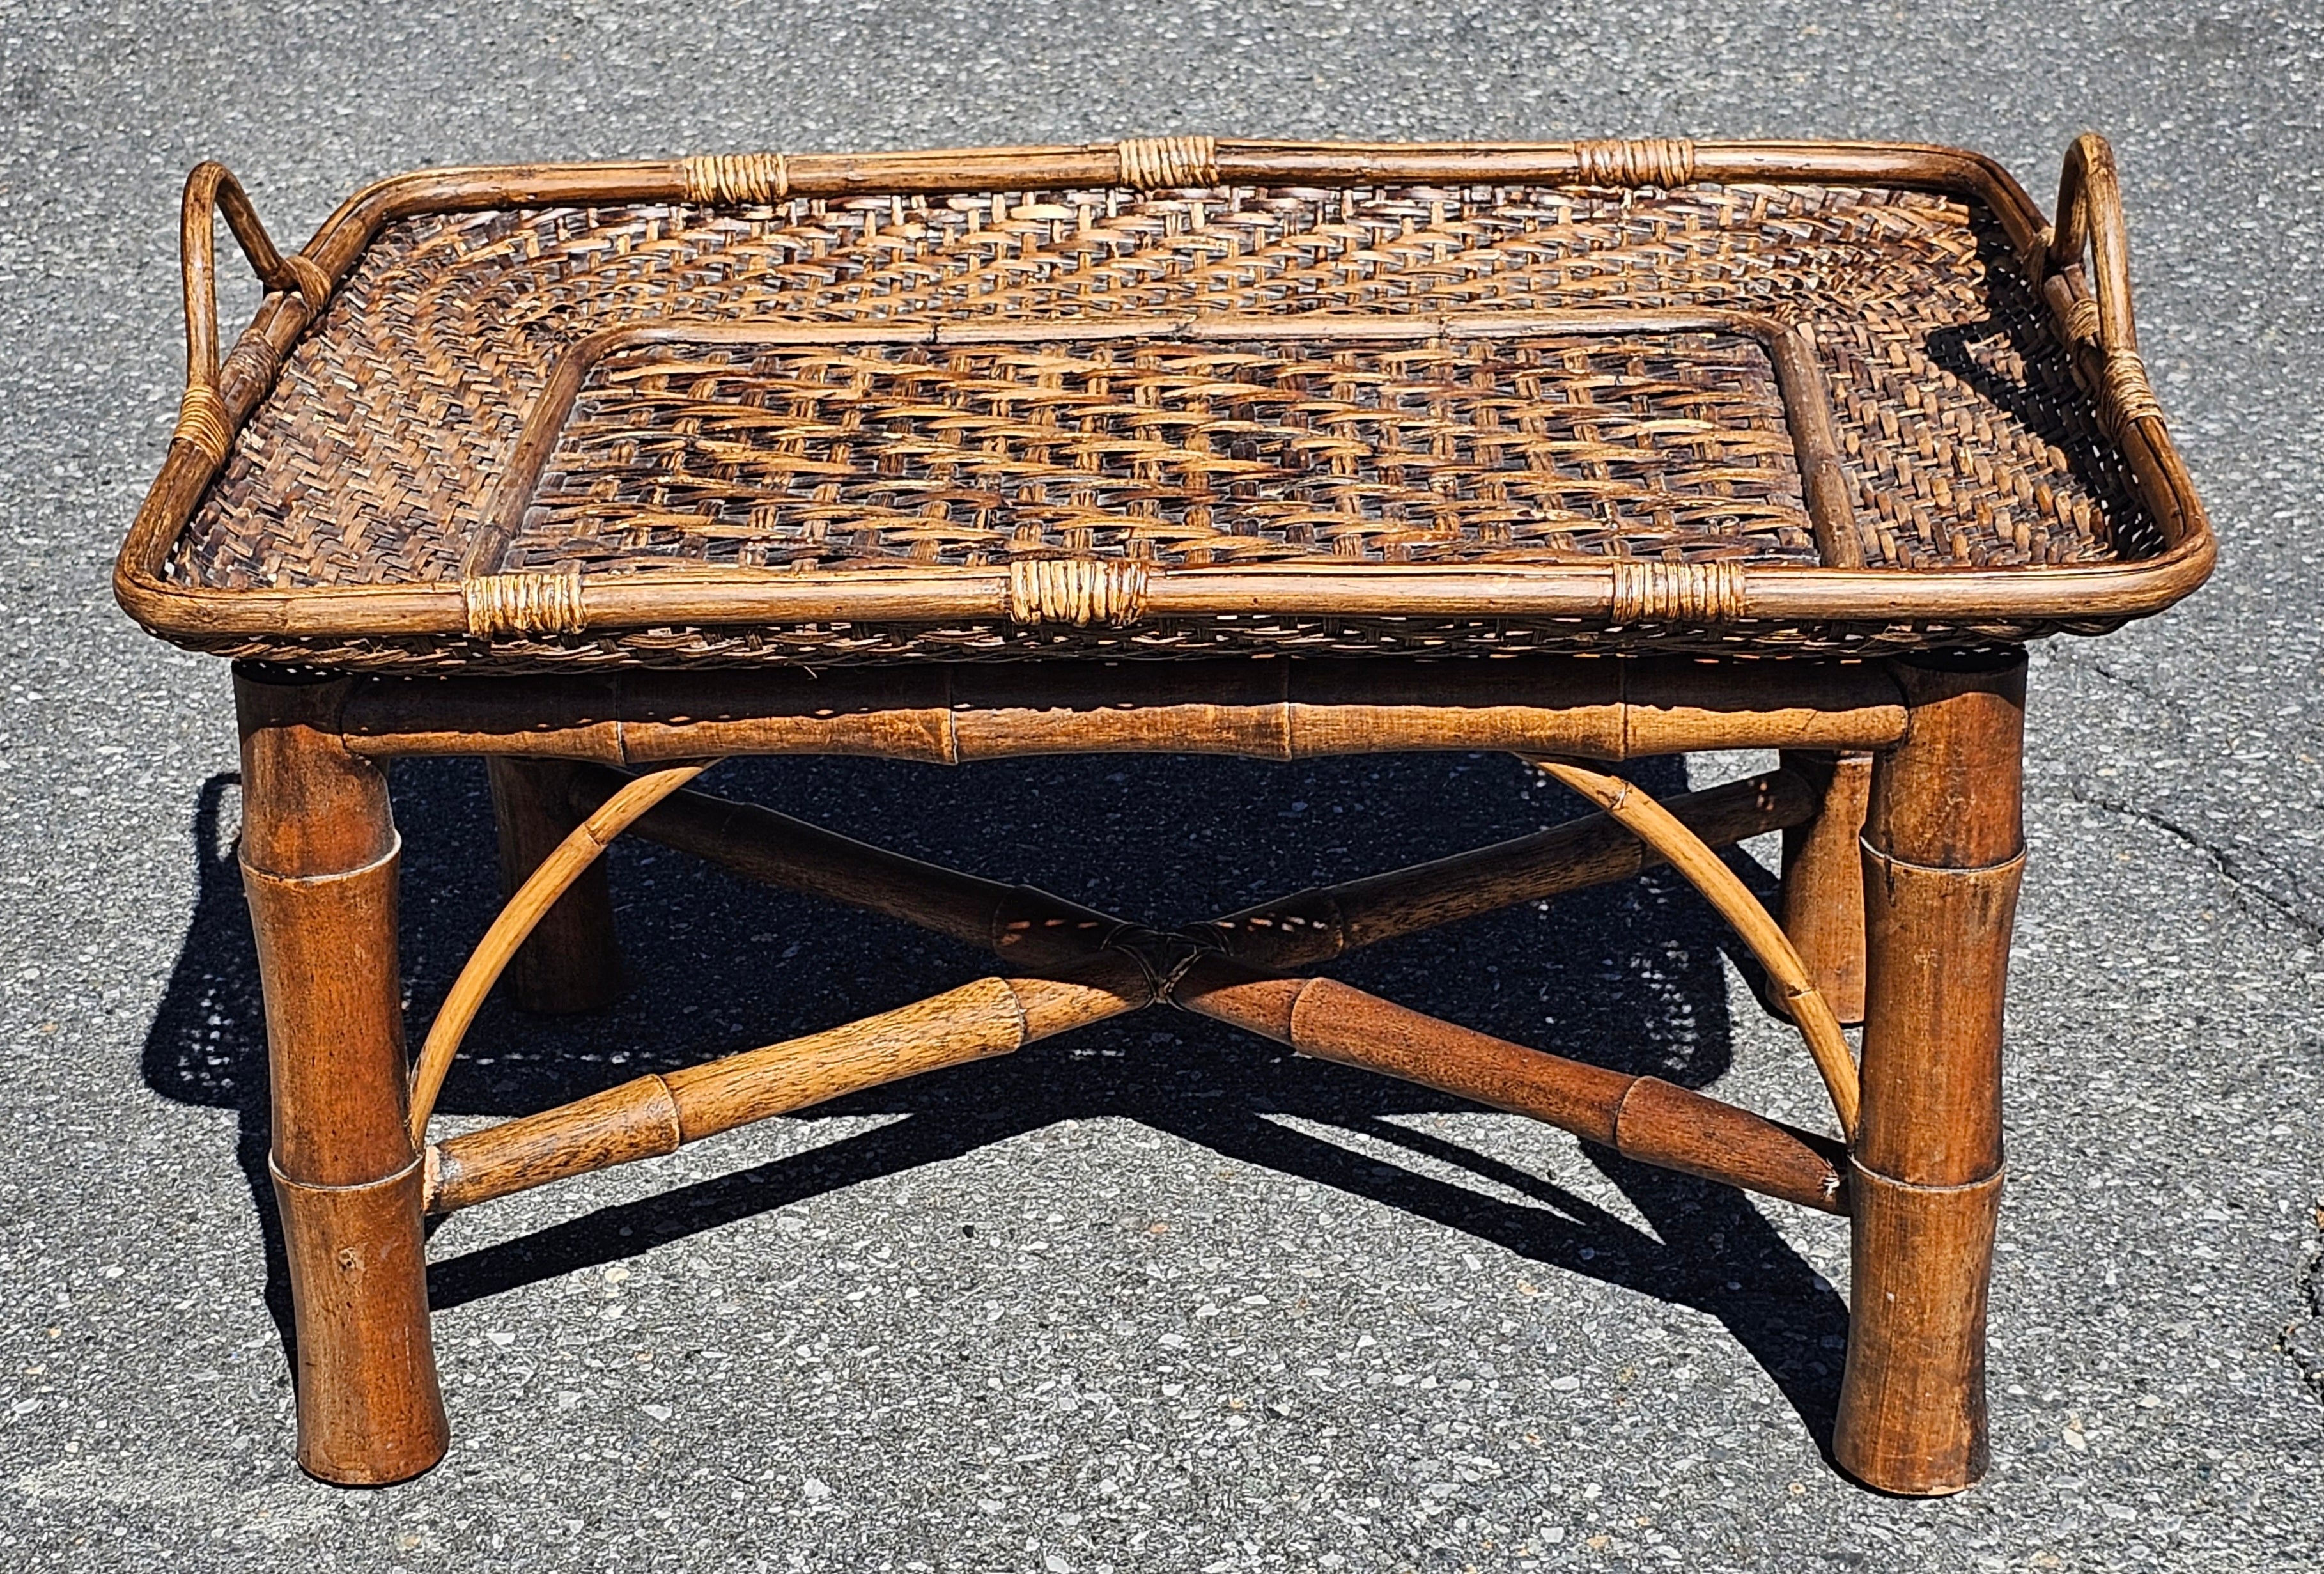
left=1529, top=757, right=1861, bottom=1141
left=405, top=761, right=714, bottom=1147
left=176, top=163, right=332, bottom=463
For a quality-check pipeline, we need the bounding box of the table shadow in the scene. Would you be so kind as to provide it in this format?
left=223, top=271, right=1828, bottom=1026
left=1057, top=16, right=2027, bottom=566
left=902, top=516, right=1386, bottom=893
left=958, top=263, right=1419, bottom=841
left=141, top=746, right=1848, bottom=1454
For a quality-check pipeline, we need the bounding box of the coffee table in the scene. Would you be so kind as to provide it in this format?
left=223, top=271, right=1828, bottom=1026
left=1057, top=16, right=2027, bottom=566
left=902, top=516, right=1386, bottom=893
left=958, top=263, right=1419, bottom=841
left=118, top=134, right=2212, bottom=1493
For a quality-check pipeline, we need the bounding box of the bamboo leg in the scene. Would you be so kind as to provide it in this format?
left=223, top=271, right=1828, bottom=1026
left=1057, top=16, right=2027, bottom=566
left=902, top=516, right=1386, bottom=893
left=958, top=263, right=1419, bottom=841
left=236, top=666, right=449, bottom=1486
left=1834, top=654, right=2025, bottom=1495
left=1778, top=750, right=1872, bottom=1025
left=487, top=757, right=624, bottom=1013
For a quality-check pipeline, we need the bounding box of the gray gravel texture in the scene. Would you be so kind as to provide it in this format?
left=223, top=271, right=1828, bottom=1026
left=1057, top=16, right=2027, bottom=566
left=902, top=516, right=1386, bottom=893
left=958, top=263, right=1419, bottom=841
left=1, top=2, right=2320, bottom=1570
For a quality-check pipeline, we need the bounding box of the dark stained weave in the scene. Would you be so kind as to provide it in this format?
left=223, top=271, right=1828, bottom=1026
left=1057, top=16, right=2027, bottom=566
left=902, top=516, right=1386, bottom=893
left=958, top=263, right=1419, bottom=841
left=178, top=181, right=2143, bottom=598
left=502, top=329, right=1822, bottom=577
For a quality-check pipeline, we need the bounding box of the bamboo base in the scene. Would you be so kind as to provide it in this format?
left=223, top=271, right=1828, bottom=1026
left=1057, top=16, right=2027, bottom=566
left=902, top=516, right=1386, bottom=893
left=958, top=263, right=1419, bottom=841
left=229, top=651, right=2027, bottom=1495
left=1779, top=750, right=1872, bottom=1024
left=273, top=1160, right=449, bottom=1485
left=1834, top=1162, right=2004, bottom=1493
left=1834, top=651, right=2024, bottom=1495
left=238, top=666, right=449, bottom=1486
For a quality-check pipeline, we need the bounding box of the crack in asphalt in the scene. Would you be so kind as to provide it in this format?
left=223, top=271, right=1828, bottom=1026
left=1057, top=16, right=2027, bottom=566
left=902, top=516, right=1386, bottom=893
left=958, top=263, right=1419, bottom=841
left=2043, top=644, right=2201, bottom=729
left=2065, top=783, right=2324, bottom=942
left=2275, top=1202, right=2324, bottom=1406
left=2042, top=641, right=2324, bottom=937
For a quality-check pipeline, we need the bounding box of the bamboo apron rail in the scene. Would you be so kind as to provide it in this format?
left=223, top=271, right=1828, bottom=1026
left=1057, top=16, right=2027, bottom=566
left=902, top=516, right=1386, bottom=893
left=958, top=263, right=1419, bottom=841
left=120, top=133, right=2209, bottom=1497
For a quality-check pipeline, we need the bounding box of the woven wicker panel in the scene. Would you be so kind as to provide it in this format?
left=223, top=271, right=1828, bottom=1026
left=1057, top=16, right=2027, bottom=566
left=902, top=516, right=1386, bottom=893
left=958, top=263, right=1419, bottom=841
left=176, top=182, right=2149, bottom=606
left=499, top=327, right=1822, bottom=577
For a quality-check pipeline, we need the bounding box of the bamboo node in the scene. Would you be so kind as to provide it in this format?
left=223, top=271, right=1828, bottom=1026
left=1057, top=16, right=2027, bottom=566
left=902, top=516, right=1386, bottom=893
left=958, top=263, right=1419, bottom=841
left=173, top=384, right=233, bottom=464
left=683, top=152, right=790, bottom=206
left=2100, top=348, right=2163, bottom=432
left=464, top=567, right=587, bottom=639
left=1005, top=556, right=1149, bottom=627
left=1117, top=136, right=1220, bottom=191
left=1609, top=558, right=1743, bottom=625
left=1574, top=138, right=1697, bottom=189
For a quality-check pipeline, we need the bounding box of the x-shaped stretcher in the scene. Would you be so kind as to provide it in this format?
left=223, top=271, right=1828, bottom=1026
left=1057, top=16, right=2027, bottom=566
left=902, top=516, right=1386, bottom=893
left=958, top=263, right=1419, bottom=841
left=408, top=756, right=1861, bottom=1222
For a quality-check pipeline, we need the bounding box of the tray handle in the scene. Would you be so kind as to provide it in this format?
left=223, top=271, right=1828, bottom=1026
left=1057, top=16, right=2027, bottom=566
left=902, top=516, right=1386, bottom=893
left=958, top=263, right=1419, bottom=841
left=2043, top=134, right=2162, bottom=433
left=174, top=162, right=332, bottom=464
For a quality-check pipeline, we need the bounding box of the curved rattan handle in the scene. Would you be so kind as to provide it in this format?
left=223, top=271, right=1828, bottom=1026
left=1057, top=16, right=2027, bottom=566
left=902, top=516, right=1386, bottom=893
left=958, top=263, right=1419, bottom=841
left=2045, top=134, right=2134, bottom=350
left=174, top=162, right=330, bottom=462
left=2043, top=133, right=2162, bottom=431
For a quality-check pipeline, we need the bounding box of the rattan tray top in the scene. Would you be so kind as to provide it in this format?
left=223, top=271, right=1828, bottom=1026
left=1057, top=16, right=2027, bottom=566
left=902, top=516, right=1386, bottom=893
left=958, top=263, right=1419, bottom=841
left=118, top=136, right=2213, bottom=668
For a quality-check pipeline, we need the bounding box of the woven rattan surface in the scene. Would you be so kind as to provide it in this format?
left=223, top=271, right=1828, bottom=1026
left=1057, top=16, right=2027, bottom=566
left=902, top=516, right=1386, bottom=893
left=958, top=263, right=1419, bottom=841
left=123, top=140, right=2212, bottom=667
left=495, top=318, right=1838, bottom=577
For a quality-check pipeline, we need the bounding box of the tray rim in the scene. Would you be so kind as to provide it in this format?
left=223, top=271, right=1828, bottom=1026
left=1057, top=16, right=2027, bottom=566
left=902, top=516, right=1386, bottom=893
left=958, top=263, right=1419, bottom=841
left=115, top=135, right=2213, bottom=655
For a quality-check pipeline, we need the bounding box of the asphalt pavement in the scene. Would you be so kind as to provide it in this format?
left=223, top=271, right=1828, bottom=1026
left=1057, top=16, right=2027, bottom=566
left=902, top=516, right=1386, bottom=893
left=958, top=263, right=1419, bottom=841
left=0, top=3, right=2319, bottom=1570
